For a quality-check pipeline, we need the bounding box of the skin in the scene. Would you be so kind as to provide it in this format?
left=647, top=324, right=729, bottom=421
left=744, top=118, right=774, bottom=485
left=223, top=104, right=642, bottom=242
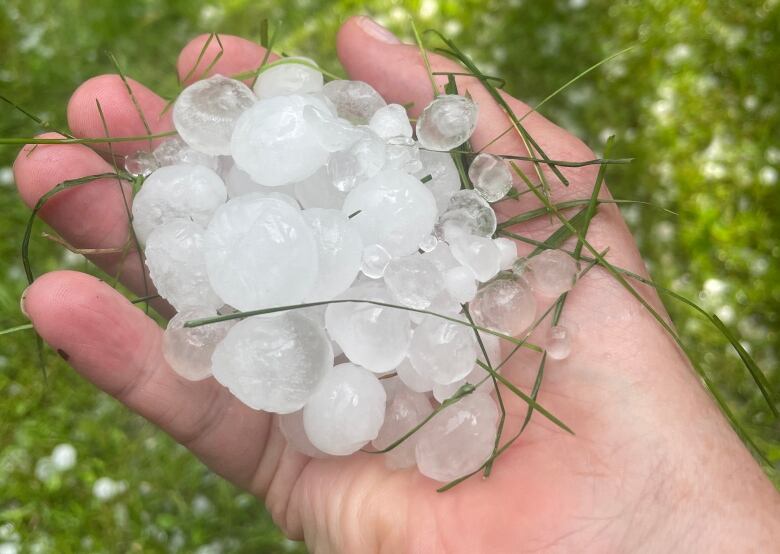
left=14, top=16, right=780, bottom=553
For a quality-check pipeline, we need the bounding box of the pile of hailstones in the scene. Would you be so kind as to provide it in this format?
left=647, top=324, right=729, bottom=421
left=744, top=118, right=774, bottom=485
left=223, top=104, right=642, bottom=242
left=127, top=58, right=579, bottom=483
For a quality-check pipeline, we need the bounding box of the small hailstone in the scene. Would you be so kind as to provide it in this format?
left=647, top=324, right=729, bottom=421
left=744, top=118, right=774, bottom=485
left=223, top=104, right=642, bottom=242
left=416, top=150, right=461, bottom=213
left=415, top=393, right=498, bottom=482
left=418, top=235, right=438, bottom=253
left=124, top=150, right=158, bottom=177
left=153, top=136, right=219, bottom=171
left=512, top=256, right=529, bottom=277
left=302, top=208, right=363, bottom=300
left=254, top=57, right=324, bottom=98
left=470, top=277, right=537, bottom=336
left=294, top=167, right=347, bottom=210
left=231, top=94, right=330, bottom=187
left=211, top=312, right=333, bottom=413
left=224, top=163, right=296, bottom=199
left=328, top=128, right=386, bottom=192
left=415, top=94, right=479, bottom=151
left=144, top=220, right=222, bottom=311
left=361, top=244, right=392, bottom=278
left=468, top=153, right=513, bottom=202
left=321, top=80, right=387, bottom=124
left=278, top=410, right=330, bottom=458
left=435, top=189, right=497, bottom=241
left=442, top=265, right=478, bottom=303
left=302, top=105, right=363, bottom=152
left=525, top=250, right=579, bottom=297
left=303, top=363, right=386, bottom=455
left=385, top=137, right=423, bottom=174
left=546, top=324, right=573, bottom=360
left=203, top=195, right=318, bottom=311
left=383, top=255, right=443, bottom=309
left=162, top=308, right=233, bottom=381
left=373, top=385, right=433, bottom=469
left=409, top=315, right=478, bottom=385
left=173, top=75, right=257, bottom=155
left=51, top=444, right=77, bottom=471
left=395, top=359, right=434, bottom=393
left=449, top=235, right=501, bottom=283
left=368, top=104, right=413, bottom=139
left=131, top=164, right=227, bottom=245
left=343, top=169, right=438, bottom=257
left=493, top=237, right=518, bottom=270
left=325, top=280, right=411, bottom=373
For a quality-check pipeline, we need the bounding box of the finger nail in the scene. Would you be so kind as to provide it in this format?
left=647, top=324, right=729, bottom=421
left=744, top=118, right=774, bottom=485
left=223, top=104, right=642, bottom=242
left=20, top=285, right=30, bottom=319
left=357, top=16, right=400, bottom=44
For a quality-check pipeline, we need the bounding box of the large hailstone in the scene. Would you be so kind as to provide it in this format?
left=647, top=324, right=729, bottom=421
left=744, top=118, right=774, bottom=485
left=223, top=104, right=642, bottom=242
left=211, top=312, right=333, bottom=413
left=415, top=94, right=479, bottom=152
left=368, top=104, right=413, bottom=139
left=435, top=189, right=497, bottom=242
left=449, top=234, right=501, bottom=283
left=325, top=280, right=411, bottom=373
left=173, top=75, right=257, bottom=155
left=525, top=249, right=579, bottom=297
left=203, top=195, right=318, bottom=311
left=470, top=277, right=537, bottom=336
left=231, top=94, right=330, bottom=187
left=409, top=316, right=478, bottom=385
left=383, top=255, right=444, bottom=310
left=303, top=363, right=386, bottom=455
left=372, top=381, right=433, bottom=469
left=131, top=164, right=227, bottom=245
left=342, top=169, right=438, bottom=257
left=253, top=57, right=324, bottom=98
left=415, top=393, right=499, bottom=482
left=321, top=80, right=387, bottom=124
left=144, top=220, right=221, bottom=311
left=302, top=208, right=363, bottom=301
left=162, top=307, right=233, bottom=381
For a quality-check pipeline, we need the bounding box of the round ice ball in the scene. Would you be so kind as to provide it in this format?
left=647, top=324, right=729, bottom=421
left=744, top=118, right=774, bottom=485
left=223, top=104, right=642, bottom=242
left=211, top=312, right=333, bottom=413
left=131, top=164, right=227, bottom=245
left=470, top=277, right=537, bottom=336
left=525, top=249, right=579, bottom=298
left=434, top=189, right=497, bottom=242
left=373, top=383, right=433, bottom=470
left=369, top=103, right=413, bottom=139
left=343, top=169, right=438, bottom=257
left=162, top=307, right=233, bottom=381
left=303, top=363, right=386, bottom=455
left=449, top=234, right=501, bottom=283
left=468, top=153, right=513, bottom=202
left=415, top=94, right=479, bottom=152
left=409, top=316, right=478, bottom=385
left=203, top=195, right=318, bottom=311
left=321, top=80, right=387, bottom=124
left=254, top=57, right=324, bottom=98
left=231, top=94, right=330, bottom=187
left=383, top=254, right=443, bottom=310
left=173, top=75, right=257, bottom=155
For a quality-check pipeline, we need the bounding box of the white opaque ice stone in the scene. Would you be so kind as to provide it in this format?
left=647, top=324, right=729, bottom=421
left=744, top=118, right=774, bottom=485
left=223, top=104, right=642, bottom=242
left=328, top=128, right=386, bottom=192
left=203, top=195, right=318, bottom=311
left=384, top=255, right=443, bottom=310
left=369, top=104, right=413, bottom=139
left=493, top=237, right=518, bottom=270
left=449, top=235, right=501, bottom=283
left=343, top=169, right=438, bottom=257
left=278, top=410, right=330, bottom=458
left=303, top=363, right=386, bottom=455
left=173, top=75, right=256, bottom=155
left=361, top=243, right=391, bottom=279
left=322, top=80, right=387, bottom=124
left=409, top=316, right=477, bottom=385
left=211, top=312, right=333, bottom=413
left=442, top=265, right=478, bottom=303
left=294, top=167, right=347, bottom=210
left=162, top=307, right=233, bottom=381
left=302, top=208, right=363, bottom=300
left=395, top=359, right=434, bottom=393
left=131, top=164, right=227, bottom=245
left=373, top=385, right=432, bottom=469
left=468, top=153, right=513, bottom=202
left=385, top=137, right=423, bottom=174
left=303, top=105, right=363, bottom=152
left=144, top=220, right=222, bottom=311
left=254, top=57, right=323, bottom=98
left=416, top=150, right=461, bottom=213
left=124, top=150, right=158, bottom=177
left=415, top=393, right=499, bottom=482
left=525, top=249, right=578, bottom=297
left=224, top=163, right=296, bottom=200
left=470, top=277, right=536, bottom=336
left=153, top=136, right=219, bottom=171
left=435, top=189, right=497, bottom=241
left=325, top=280, right=411, bottom=373
left=415, top=94, right=479, bottom=151
left=231, top=94, right=330, bottom=187
left=546, top=324, right=573, bottom=360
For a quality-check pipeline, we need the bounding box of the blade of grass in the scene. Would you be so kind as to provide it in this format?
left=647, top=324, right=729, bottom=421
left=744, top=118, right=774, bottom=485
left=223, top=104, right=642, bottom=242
left=107, top=52, right=153, bottom=150
left=0, top=323, right=34, bottom=336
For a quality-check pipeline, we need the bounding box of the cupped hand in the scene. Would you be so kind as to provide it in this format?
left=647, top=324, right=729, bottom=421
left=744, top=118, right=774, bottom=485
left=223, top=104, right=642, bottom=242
left=14, top=16, right=780, bottom=553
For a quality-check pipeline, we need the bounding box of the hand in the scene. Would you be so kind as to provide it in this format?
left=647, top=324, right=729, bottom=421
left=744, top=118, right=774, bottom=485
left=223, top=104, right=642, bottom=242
left=15, top=16, right=780, bottom=553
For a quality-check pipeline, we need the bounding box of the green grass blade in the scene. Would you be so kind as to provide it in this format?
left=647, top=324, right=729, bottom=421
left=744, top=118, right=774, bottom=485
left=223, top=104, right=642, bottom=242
left=0, top=323, right=34, bottom=336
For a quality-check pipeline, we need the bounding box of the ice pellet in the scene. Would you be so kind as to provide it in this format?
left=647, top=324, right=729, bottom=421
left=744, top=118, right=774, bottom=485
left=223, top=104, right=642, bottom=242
left=373, top=383, right=432, bottom=469
left=383, top=255, right=443, bottom=309
left=470, top=277, right=537, bottom=336
left=449, top=235, right=501, bottom=283
left=361, top=243, right=392, bottom=279
left=162, top=308, right=233, bottom=381
left=124, top=150, right=158, bottom=177
left=443, top=265, right=478, bottom=303
left=525, top=249, right=579, bottom=298
left=435, top=189, right=497, bottom=241
left=468, top=153, right=513, bottom=202
left=493, top=237, right=518, bottom=270
left=409, top=316, right=477, bottom=385
left=328, top=128, right=386, bottom=192
left=254, top=57, right=324, bottom=98
left=415, top=94, right=479, bottom=152
left=153, top=136, right=219, bottom=171
left=369, top=104, right=413, bottom=139
left=419, top=234, right=438, bottom=253
left=546, top=324, right=573, bottom=360
left=321, top=80, right=387, bottom=124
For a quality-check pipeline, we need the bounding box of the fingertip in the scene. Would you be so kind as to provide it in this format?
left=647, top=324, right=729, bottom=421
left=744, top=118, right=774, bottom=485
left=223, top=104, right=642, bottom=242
left=177, top=33, right=275, bottom=85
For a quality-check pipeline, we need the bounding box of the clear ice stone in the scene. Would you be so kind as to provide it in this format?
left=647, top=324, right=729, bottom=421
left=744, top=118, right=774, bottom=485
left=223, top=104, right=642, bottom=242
left=373, top=383, right=432, bottom=469
left=294, top=167, right=348, bottom=210
left=415, top=150, right=461, bottom=213
left=435, top=189, right=497, bottom=241
left=368, top=104, right=412, bottom=139
left=419, top=234, right=438, bottom=252
left=328, top=127, right=386, bottom=192
left=203, top=195, right=318, bottom=311
left=546, top=324, right=573, bottom=360
left=302, top=208, right=363, bottom=300
left=278, top=410, right=330, bottom=458
left=361, top=243, right=391, bottom=279
left=384, top=255, right=443, bottom=310
left=343, top=169, right=438, bottom=257
left=303, top=363, right=386, bottom=455
left=385, top=136, right=423, bottom=174
left=415, top=94, right=479, bottom=152
left=173, top=75, right=257, bottom=155
left=442, top=265, right=477, bottom=303
left=302, top=105, right=363, bottom=152
left=525, top=249, right=579, bottom=298
left=254, top=57, right=324, bottom=98
left=144, top=220, right=222, bottom=311
left=224, top=162, right=296, bottom=199
left=325, top=280, right=411, bottom=373
left=470, top=277, right=537, bottom=336
left=153, top=136, right=219, bottom=171
left=493, top=237, right=518, bottom=270
left=395, top=359, right=434, bottom=393
left=211, top=312, right=333, bottom=413
left=124, top=150, right=158, bottom=177
left=321, top=80, right=387, bottom=124
left=131, top=164, right=227, bottom=245
left=409, top=315, right=477, bottom=385
left=449, top=235, right=501, bottom=283
left=162, top=307, right=233, bottom=381
left=231, top=94, right=330, bottom=187
left=415, top=393, right=498, bottom=482
left=468, top=153, right=513, bottom=202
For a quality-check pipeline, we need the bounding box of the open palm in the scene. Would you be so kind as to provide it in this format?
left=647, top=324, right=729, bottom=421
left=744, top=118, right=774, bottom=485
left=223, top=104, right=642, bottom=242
left=15, top=17, right=779, bottom=553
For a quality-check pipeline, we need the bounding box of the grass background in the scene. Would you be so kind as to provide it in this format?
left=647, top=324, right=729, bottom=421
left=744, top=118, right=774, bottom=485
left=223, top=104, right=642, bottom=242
left=1, top=0, right=778, bottom=552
